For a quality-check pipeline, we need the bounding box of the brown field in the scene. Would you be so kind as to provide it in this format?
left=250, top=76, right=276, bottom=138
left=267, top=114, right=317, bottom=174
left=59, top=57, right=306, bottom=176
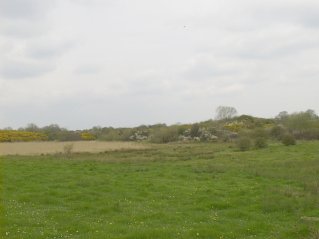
left=0, top=141, right=148, bottom=156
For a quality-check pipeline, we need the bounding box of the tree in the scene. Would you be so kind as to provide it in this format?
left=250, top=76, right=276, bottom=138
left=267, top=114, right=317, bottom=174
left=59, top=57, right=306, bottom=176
left=215, top=106, right=237, bottom=120
left=275, top=111, right=289, bottom=122
left=24, top=123, right=39, bottom=132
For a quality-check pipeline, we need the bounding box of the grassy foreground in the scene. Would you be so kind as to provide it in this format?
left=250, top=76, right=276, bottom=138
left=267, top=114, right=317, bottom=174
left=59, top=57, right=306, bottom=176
left=1, top=142, right=319, bottom=238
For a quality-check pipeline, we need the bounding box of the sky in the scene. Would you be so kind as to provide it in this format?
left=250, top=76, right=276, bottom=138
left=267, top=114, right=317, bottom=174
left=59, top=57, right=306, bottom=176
left=0, top=0, right=318, bottom=129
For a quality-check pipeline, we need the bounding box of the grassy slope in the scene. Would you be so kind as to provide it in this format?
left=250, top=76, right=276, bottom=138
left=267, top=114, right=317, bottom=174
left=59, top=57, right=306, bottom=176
left=1, top=142, right=319, bottom=239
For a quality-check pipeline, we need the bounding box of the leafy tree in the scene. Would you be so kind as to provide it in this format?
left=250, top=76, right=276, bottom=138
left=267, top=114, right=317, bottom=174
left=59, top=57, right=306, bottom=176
left=42, top=124, right=63, bottom=140
left=285, top=110, right=318, bottom=131
left=275, top=111, right=289, bottom=122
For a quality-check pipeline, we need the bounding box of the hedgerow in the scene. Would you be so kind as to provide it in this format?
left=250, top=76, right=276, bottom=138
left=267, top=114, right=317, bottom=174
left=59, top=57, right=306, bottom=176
left=0, top=130, right=48, bottom=142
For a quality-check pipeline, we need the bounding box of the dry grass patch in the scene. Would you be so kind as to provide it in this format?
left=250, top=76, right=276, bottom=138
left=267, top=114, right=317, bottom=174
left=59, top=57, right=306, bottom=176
left=0, top=141, right=148, bottom=156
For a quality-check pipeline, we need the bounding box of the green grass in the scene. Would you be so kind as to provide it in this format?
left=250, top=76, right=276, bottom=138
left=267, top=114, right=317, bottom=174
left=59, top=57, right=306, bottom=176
left=1, top=142, right=319, bottom=238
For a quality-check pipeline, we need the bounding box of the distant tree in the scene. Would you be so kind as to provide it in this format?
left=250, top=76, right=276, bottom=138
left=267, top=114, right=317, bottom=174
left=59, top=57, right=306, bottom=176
left=24, top=123, right=39, bottom=132
left=42, top=124, right=63, bottom=140
left=276, top=109, right=319, bottom=140
left=285, top=110, right=317, bottom=131
left=305, top=109, right=318, bottom=119
left=276, top=111, right=289, bottom=121
left=215, top=106, right=237, bottom=120
left=90, top=126, right=103, bottom=138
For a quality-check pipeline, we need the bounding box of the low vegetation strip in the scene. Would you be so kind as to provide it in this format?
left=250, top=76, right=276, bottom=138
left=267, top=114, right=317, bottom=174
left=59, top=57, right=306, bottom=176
left=0, top=130, right=48, bottom=142
left=1, top=142, right=319, bottom=238
left=0, top=141, right=148, bottom=156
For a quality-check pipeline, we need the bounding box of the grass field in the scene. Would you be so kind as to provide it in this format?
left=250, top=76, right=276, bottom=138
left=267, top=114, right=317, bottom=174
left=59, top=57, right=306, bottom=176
left=1, top=141, right=319, bottom=238
left=0, top=141, right=147, bottom=156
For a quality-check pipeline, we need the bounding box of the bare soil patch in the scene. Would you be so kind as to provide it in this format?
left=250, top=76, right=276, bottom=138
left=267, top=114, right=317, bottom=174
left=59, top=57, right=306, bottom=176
left=0, top=141, right=148, bottom=155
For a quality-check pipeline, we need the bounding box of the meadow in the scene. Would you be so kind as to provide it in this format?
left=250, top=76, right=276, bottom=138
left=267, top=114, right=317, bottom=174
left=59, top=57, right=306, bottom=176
left=1, top=141, right=319, bottom=238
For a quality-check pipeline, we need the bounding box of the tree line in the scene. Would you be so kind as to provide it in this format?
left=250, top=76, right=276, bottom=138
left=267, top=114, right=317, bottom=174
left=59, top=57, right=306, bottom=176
left=1, top=107, right=319, bottom=146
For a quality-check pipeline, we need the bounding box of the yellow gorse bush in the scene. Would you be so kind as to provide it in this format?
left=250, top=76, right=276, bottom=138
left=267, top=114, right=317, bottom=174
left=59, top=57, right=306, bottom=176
left=80, top=132, right=96, bottom=141
left=0, top=130, right=48, bottom=142
left=223, top=121, right=245, bottom=132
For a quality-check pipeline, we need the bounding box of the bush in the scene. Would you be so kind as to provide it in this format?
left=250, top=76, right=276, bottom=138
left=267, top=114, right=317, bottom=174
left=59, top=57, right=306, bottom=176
left=292, top=128, right=319, bottom=140
left=0, top=130, right=48, bottom=142
left=252, top=128, right=268, bottom=139
left=150, top=127, right=179, bottom=143
left=270, top=125, right=286, bottom=140
left=236, top=137, right=251, bottom=151
left=190, top=124, right=200, bottom=138
left=254, top=137, right=267, bottom=149
left=81, top=132, right=96, bottom=141
left=281, top=134, right=296, bottom=146
left=63, top=143, right=74, bottom=156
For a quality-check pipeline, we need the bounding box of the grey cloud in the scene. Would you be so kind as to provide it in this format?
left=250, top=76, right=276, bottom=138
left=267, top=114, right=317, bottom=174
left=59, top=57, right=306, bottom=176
left=67, top=0, right=107, bottom=6
left=182, top=61, right=237, bottom=82
left=236, top=39, right=319, bottom=60
left=0, top=0, right=55, bottom=20
left=180, top=55, right=240, bottom=83
left=188, top=1, right=319, bottom=32
left=301, top=11, right=319, bottom=28
left=0, top=60, right=55, bottom=79
left=0, top=20, right=50, bottom=38
left=74, top=65, right=101, bottom=75
left=26, top=41, right=74, bottom=59
left=0, top=0, right=56, bottom=39
left=249, top=2, right=319, bottom=29
left=126, top=79, right=168, bottom=96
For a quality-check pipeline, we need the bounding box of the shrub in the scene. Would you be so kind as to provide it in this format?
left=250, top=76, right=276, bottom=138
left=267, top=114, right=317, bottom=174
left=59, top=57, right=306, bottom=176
left=224, top=121, right=245, bottom=132
left=281, top=134, right=296, bottom=146
left=292, top=128, right=319, bottom=140
left=81, top=132, right=96, bottom=141
left=0, top=130, right=48, bottom=142
left=254, top=137, right=267, bottom=149
left=252, top=128, right=268, bottom=139
left=270, top=125, right=286, bottom=140
left=236, top=137, right=251, bottom=151
left=63, top=144, right=74, bottom=155
left=150, top=127, right=179, bottom=143
left=190, top=124, right=200, bottom=138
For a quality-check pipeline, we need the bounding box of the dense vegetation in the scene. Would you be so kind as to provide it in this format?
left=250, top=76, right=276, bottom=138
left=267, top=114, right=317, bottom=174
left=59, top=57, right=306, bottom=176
left=1, top=142, right=319, bottom=238
left=0, top=130, right=48, bottom=142
left=2, top=109, right=319, bottom=149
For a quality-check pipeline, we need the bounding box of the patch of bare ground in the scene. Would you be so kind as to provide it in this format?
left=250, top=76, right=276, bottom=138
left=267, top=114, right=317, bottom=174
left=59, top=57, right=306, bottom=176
left=0, top=141, right=148, bottom=155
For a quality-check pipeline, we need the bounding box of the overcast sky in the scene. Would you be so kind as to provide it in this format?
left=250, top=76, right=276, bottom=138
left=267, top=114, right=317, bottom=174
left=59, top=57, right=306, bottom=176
left=1, top=0, right=318, bottom=129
